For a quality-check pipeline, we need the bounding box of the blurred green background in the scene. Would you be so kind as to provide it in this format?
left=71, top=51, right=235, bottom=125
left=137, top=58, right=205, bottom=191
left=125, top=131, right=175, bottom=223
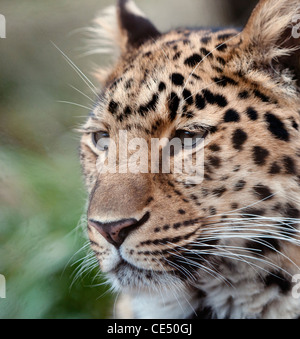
left=0, top=0, right=257, bottom=319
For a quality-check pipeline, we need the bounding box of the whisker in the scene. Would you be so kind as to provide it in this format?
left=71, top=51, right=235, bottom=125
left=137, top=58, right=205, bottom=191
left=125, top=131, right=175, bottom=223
left=57, top=100, right=94, bottom=111
left=201, top=225, right=300, bottom=244
left=51, top=41, right=99, bottom=98
left=68, top=84, right=95, bottom=103
left=173, top=239, right=288, bottom=278
left=113, top=290, right=122, bottom=319
left=205, top=193, right=277, bottom=220
left=164, top=242, right=232, bottom=286
left=154, top=264, right=198, bottom=318
left=194, top=229, right=300, bottom=274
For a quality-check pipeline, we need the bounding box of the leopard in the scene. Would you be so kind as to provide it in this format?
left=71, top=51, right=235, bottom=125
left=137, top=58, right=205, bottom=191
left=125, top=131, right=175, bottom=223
left=79, top=0, right=300, bottom=319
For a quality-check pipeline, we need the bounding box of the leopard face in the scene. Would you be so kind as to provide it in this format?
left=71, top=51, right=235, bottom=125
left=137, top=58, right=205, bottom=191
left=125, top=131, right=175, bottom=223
left=79, top=0, right=300, bottom=318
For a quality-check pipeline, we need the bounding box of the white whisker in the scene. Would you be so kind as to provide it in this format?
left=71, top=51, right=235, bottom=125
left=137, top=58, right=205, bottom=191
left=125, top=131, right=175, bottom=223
left=57, top=100, right=94, bottom=111
left=51, top=41, right=99, bottom=98
left=164, top=242, right=232, bottom=287
left=68, top=84, right=95, bottom=103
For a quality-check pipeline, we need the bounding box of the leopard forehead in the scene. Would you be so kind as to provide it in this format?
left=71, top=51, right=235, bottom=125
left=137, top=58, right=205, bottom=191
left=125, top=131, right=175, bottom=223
left=98, top=30, right=238, bottom=127
left=87, top=28, right=299, bottom=137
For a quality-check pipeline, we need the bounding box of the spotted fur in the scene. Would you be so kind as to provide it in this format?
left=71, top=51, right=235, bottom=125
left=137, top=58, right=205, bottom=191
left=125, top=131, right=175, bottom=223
left=79, top=0, right=300, bottom=319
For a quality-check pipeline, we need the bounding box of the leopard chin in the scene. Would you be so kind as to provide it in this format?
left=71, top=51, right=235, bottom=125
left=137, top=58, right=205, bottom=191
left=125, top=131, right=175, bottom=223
left=106, top=260, right=183, bottom=292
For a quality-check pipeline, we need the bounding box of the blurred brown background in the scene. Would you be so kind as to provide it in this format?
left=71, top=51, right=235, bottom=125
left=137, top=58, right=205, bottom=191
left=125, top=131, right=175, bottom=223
left=0, top=0, right=257, bottom=319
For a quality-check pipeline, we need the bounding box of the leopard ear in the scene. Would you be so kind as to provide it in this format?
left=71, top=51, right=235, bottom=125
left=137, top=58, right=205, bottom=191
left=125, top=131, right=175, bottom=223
left=117, top=0, right=161, bottom=50
left=241, top=0, right=300, bottom=79
left=88, top=1, right=160, bottom=84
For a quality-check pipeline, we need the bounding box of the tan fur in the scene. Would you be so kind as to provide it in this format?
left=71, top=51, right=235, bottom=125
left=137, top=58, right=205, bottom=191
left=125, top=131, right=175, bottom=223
left=79, top=0, right=300, bottom=319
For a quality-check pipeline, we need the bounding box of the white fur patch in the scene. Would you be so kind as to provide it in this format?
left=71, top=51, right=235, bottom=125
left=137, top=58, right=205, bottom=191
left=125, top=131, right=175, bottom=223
left=124, top=0, right=146, bottom=18
left=83, top=6, right=121, bottom=57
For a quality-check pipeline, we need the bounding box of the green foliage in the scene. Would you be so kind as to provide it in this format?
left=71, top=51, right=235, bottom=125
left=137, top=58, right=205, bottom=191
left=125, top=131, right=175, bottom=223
left=0, top=0, right=114, bottom=319
left=0, top=148, right=113, bottom=318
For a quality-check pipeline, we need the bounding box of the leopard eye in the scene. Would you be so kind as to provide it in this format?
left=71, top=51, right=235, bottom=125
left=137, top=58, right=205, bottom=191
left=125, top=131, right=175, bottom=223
left=92, top=131, right=110, bottom=151
left=175, top=129, right=208, bottom=149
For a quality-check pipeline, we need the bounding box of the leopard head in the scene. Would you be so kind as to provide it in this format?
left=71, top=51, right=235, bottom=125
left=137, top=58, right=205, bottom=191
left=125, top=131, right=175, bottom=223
left=80, top=0, right=300, bottom=306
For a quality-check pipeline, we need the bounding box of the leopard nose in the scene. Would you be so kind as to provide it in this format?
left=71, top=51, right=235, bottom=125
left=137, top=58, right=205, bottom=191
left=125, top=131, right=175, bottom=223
left=88, top=212, right=150, bottom=248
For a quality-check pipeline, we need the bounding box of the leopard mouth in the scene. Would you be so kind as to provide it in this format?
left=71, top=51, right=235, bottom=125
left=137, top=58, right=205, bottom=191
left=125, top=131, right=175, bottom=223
left=112, top=258, right=161, bottom=276
left=113, top=258, right=137, bottom=272
left=107, top=257, right=183, bottom=291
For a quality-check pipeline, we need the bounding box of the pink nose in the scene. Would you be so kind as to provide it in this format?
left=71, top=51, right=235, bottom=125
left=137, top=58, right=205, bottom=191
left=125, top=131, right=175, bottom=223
left=88, top=212, right=150, bottom=248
